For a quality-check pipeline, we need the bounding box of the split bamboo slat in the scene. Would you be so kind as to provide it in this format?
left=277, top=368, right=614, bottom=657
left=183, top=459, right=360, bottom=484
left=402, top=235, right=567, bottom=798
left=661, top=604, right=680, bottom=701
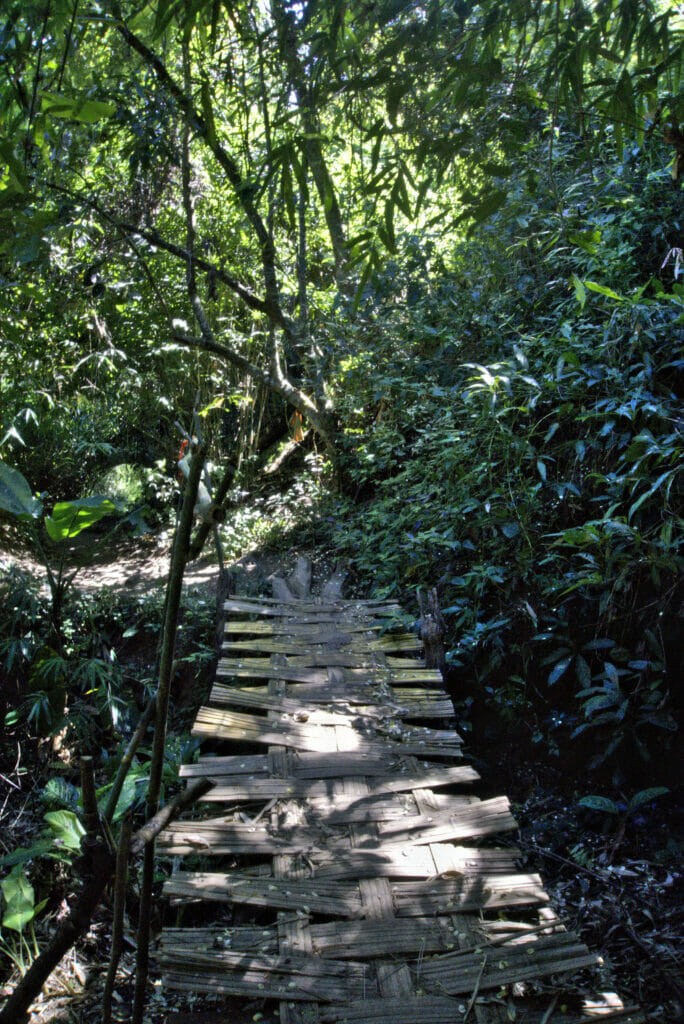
left=156, top=584, right=644, bottom=1023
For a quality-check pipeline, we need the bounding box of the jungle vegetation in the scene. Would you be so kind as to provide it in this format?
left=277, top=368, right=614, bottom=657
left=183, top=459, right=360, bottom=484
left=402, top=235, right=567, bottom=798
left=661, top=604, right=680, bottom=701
left=0, top=0, right=682, bottom=1017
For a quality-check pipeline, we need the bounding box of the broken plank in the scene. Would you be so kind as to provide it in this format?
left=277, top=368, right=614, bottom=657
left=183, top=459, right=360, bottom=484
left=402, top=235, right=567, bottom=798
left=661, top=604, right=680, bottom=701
left=208, top=684, right=394, bottom=726
left=191, top=706, right=462, bottom=758
left=196, top=764, right=479, bottom=801
left=371, top=796, right=517, bottom=846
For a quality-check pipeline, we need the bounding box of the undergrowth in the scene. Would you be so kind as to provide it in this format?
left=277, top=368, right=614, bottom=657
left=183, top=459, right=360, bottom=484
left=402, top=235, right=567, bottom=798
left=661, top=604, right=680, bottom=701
left=299, top=136, right=682, bottom=790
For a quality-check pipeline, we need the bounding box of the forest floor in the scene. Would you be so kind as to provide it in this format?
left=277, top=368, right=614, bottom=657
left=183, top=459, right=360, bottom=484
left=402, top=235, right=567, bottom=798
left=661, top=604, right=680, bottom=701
left=0, top=532, right=681, bottom=1023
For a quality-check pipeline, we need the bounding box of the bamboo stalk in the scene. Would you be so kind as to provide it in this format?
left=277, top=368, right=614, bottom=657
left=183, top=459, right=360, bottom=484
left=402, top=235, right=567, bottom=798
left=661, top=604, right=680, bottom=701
left=103, top=815, right=132, bottom=1024
left=131, top=444, right=207, bottom=1024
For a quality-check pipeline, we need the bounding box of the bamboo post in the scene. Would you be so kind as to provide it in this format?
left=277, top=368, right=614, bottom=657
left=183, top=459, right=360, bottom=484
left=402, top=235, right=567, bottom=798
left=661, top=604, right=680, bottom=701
left=102, top=816, right=133, bottom=1024
left=131, top=444, right=207, bottom=1024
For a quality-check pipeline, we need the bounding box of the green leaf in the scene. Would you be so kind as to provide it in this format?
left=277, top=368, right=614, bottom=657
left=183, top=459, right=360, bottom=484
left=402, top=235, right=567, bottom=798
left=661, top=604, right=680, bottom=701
left=0, top=141, right=29, bottom=196
left=41, top=93, right=116, bottom=123
left=571, top=274, right=587, bottom=309
left=569, top=229, right=601, bottom=255
left=42, top=777, right=80, bottom=811
left=45, top=496, right=116, bottom=541
left=575, top=655, right=592, bottom=688
left=1, top=867, right=36, bottom=932
left=584, top=280, right=624, bottom=302
left=469, top=189, right=507, bottom=225
left=44, top=810, right=85, bottom=851
left=0, top=462, right=42, bottom=520
left=548, top=655, right=572, bottom=685
left=579, top=795, right=619, bottom=814
left=627, top=787, right=668, bottom=813
left=0, top=838, right=55, bottom=869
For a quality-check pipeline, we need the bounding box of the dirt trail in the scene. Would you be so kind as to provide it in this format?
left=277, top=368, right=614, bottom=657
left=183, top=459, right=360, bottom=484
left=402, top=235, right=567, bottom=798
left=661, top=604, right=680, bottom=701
left=0, top=532, right=220, bottom=599
left=0, top=529, right=334, bottom=605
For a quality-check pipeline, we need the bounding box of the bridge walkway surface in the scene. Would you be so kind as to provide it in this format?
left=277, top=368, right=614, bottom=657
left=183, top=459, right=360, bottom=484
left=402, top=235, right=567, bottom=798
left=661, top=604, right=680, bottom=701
left=155, top=564, right=644, bottom=1024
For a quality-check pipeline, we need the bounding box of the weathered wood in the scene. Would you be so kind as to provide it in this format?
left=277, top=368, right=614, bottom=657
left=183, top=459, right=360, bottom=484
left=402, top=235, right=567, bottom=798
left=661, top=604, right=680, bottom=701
left=191, top=705, right=462, bottom=757
left=164, top=871, right=364, bottom=916
left=209, top=684, right=454, bottom=720
left=156, top=586, right=639, bottom=1022
left=181, top=749, right=416, bottom=779
left=158, top=799, right=515, bottom=855
left=222, top=634, right=422, bottom=656
left=217, top=658, right=442, bottom=685
left=223, top=598, right=402, bottom=617
left=417, top=931, right=598, bottom=994
left=158, top=948, right=379, bottom=1002
left=225, top=619, right=382, bottom=635
left=288, top=555, right=313, bottom=599
left=208, top=682, right=454, bottom=727
left=320, top=999, right=646, bottom=1024
left=196, top=764, right=479, bottom=801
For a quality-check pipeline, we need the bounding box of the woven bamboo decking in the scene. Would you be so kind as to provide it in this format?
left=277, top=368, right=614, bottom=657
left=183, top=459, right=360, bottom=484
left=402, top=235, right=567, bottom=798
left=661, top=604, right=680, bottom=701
left=155, top=565, right=644, bottom=1024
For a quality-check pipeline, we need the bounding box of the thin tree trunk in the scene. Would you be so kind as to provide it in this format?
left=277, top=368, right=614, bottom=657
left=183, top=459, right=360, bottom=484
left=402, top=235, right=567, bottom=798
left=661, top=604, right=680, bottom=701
left=131, top=444, right=207, bottom=1024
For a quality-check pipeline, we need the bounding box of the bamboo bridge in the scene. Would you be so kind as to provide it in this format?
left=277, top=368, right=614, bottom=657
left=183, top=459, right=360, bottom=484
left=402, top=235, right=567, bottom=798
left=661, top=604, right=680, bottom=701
left=154, top=562, right=643, bottom=1024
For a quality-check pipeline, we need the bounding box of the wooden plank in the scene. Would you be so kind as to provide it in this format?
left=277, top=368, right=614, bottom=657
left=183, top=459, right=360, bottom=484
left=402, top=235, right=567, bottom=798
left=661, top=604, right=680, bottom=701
left=225, top=619, right=383, bottom=635
left=180, top=750, right=413, bottom=780
left=208, top=684, right=408, bottom=726
left=373, top=796, right=517, bottom=846
left=319, top=998, right=646, bottom=1023
left=309, top=917, right=457, bottom=958
left=191, top=706, right=462, bottom=758
left=320, top=996, right=469, bottom=1023
left=158, top=948, right=378, bottom=1002
left=223, top=598, right=402, bottom=617
left=217, top=658, right=442, bottom=685
left=196, top=764, right=479, bottom=801
left=417, top=931, right=597, bottom=995
left=207, top=687, right=457, bottom=737
left=304, top=845, right=520, bottom=881
left=218, top=684, right=453, bottom=717
left=222, top=635, right=422, bottom=656
left=163, top=871, right=364, bottom=916
left=160, top=925, right=279, bottom=955
left=391, top=873, right=548, bottom=914
left=159, top=799, right=512, bottom=855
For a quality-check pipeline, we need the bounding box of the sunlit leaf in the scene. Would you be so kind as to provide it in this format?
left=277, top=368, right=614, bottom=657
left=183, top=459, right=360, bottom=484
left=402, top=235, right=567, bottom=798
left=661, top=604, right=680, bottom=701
left=0, top=462, right=42, bottom=520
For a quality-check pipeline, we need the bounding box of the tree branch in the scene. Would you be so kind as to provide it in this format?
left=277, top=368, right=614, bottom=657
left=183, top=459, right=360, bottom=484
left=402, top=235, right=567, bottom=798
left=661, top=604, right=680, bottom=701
left=108, top=1, right=289, bottom=332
